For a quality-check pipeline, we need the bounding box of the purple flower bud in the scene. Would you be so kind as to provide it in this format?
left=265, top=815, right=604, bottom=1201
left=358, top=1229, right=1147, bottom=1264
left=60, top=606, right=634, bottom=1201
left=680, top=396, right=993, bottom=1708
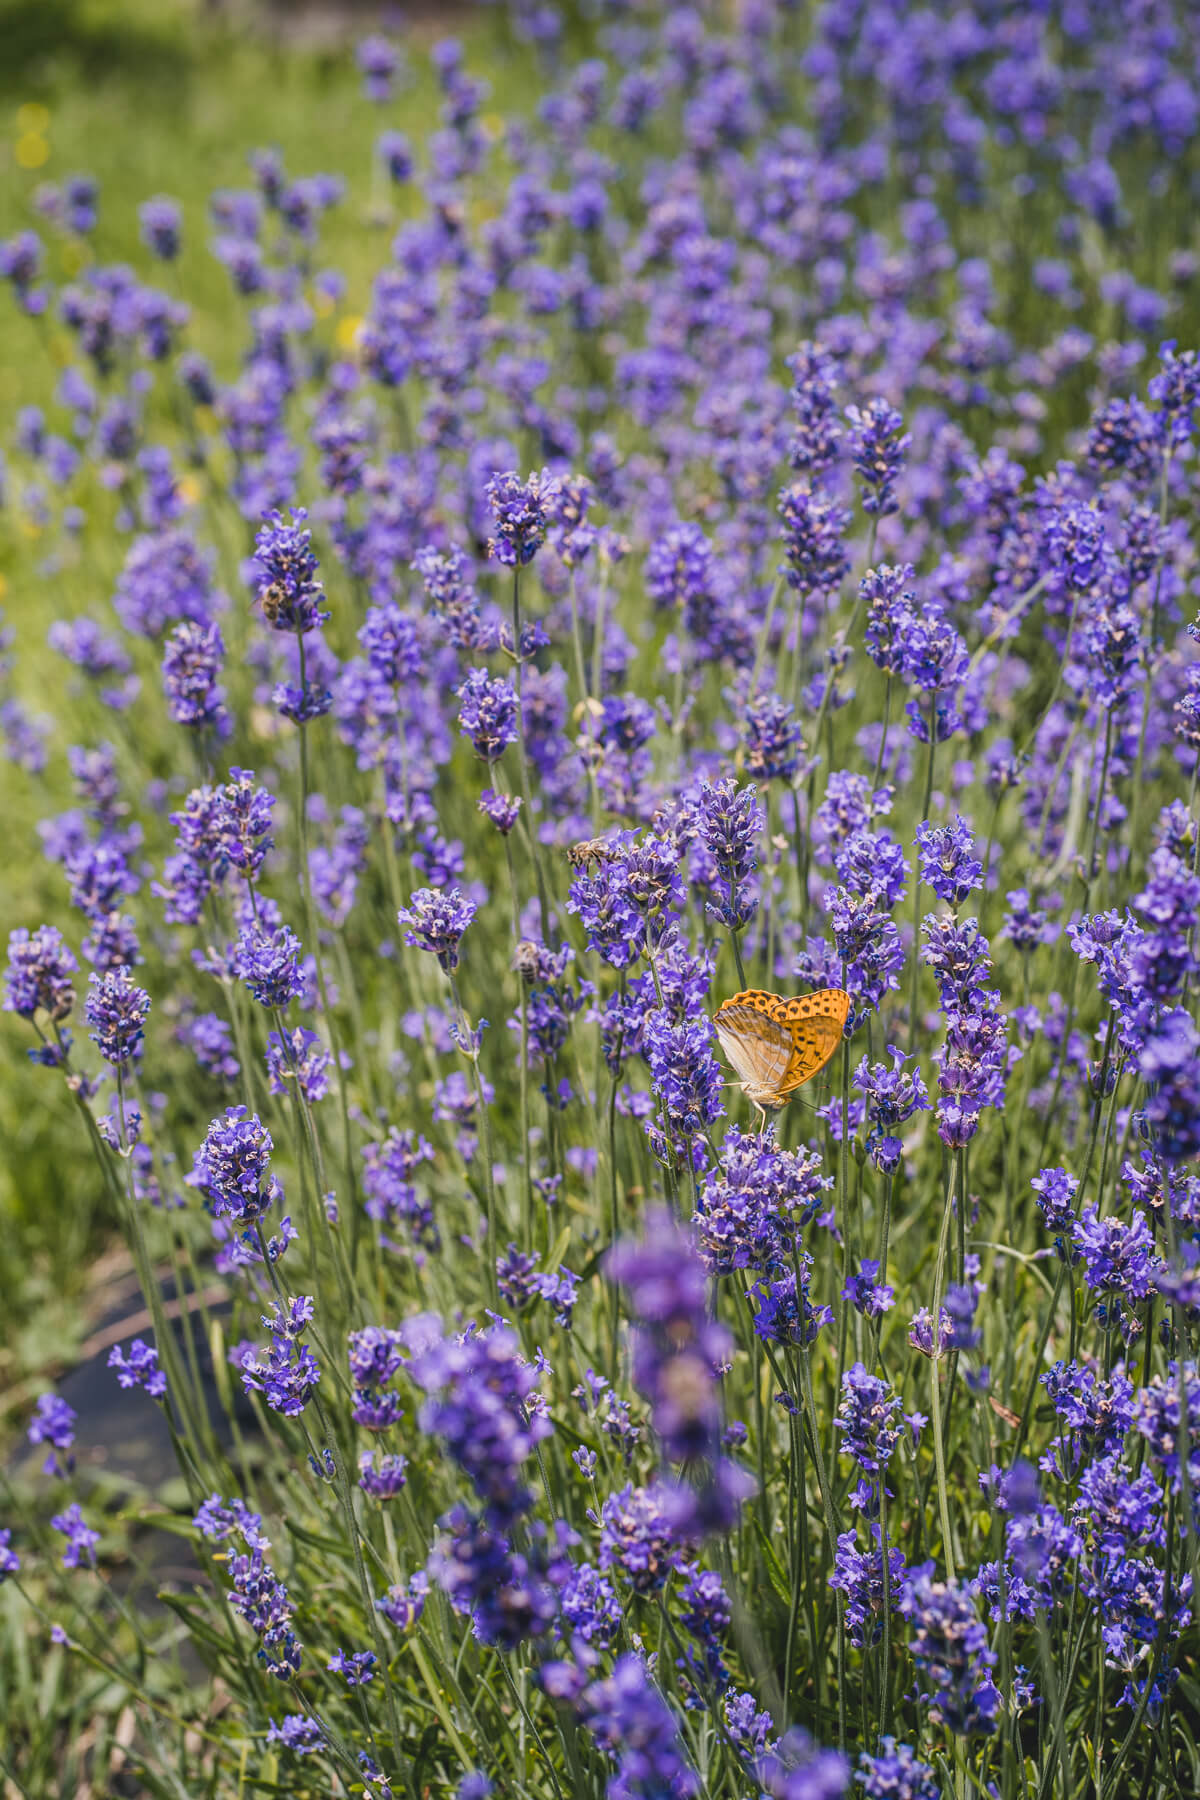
left=84, top=967, right=150, bottom=1066
left=4, top=925, right=77, bottom=1021
left=485, top=470, right=553, bottom=567
left=189, top=1106, right=281, bottom=1222
left=398, top=886, right=476, bottom=974
left=250, top=508, right=329, bottom=634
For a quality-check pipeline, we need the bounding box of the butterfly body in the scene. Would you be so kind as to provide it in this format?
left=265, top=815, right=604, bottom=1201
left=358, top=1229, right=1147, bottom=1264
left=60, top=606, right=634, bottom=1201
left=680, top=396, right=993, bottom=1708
left=712, top=987, right=850, bottom=1132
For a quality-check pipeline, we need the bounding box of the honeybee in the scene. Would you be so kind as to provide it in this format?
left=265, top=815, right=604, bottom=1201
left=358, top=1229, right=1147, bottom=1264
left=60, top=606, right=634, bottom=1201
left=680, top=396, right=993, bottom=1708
left=566, top=836, right=614, bottom=873
left=512, top=940, right=542, bottom=981
left=258, top=581, right=286, bottom=624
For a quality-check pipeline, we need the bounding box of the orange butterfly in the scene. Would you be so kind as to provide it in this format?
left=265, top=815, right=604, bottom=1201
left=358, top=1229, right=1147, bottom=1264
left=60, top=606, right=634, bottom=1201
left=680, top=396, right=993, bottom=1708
left=712, top=987, right=851, bottom=1133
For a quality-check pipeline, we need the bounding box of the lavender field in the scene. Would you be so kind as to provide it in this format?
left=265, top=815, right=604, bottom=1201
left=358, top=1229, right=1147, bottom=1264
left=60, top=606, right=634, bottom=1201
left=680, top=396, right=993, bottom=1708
left=2, top=3, right=1200, bottom=1796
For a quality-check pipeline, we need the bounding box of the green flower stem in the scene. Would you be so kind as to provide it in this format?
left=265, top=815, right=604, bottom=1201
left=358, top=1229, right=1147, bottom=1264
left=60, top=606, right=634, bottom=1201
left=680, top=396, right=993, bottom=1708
left=929, top=1177, right=958, bottom=1581
left=1086, top=708, right=1115, bottom=887
left=497, top=1654, right=565, bottom=1800
left=868, top=1172, right=894, bottom=1372
left=509, top=566, right=552, bottom=938
left=790, top=786, right=811, bottom=933
left=295, top=631, right=360, bottom=1241
left=448, top=972, right=501, bottom=1305
left=796, top=1338, right=844, bottom=1749
left=271, top=1003, right=357, bottom=1322
left=870, top=675, right=893, bottom=796
left=908, top=705, right=938, bottom=1057
left=253, top=1227, right=406, bottom=1770
left=590, top=553, right=611, bottom=708
left=84, top=1063, right=208, bottom=1480
left=1128, top=447, right=1173, bottom=865
left=567, top=565, right=591, bottom=709
left=750, top=568, right=787, bottom=695
left=878, top=1474, right=893, bottom=1739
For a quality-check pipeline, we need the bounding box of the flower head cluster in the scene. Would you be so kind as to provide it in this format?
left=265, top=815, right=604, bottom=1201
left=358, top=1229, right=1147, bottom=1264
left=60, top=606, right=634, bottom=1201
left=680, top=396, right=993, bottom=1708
left=108, top=1338, right=165, bottom=1398
left=189, top=1107, right=282, bottom=1223
left=752, top=1261, right=833, bottom=1351
left=900, top=1575, right=1001, bottom=1736
left=830, top=1530, right=909, bottom=1650
left=361, top=1128, right=436, bottom=1248
left=856, top=1740, right=941, bottom=1799
left=693, top=1130, right=829, bottom=1277
left=408, top=1320, right=551, bottom=1527
left=915, top=817, right=984, bottom=907
left=226, top=1535, right=301, bottom=1676
left=834, top=1365, right=903, bottom=1475
left=4, top=925, right=77, bottom=1022
left=862, top=565, right=916, bottom=679
left=240, top=1298, right=320, bottom=1418
left=697, top=778, right=763, bottom=933
left=250, top=507, right=329, bottom=634
left=845, top=398, right=910, bottom=517
left=568, top=860, right=646, bottom=968
left=485, top=470, right=553, bottom=567
left=1140, top=1011, right=1200, bottom=1163
left=643, top=1012, right=724, bottom=1172
left=84, top=967, right=150, bottom=1067
left=398, top=887, right=476, bottom=975
left=28, top=1392, right=76, bottom=1477
left=922, top=915, right=1008, bottom=1146
left=348, top=1324, right=406, bottom=1432
left=576, top=1655, right=699, bottom=1799
left=235, top=921, right=304, bottom=1010
left=855, top=1049, right=930, bottom=1171
left=457, top=668, right=519, bottom=762
left=778, top=483, right=851, bottom=596
left=162, top=620, right=229, bottom=734
left=52, top=1503, right=100, bottom=1571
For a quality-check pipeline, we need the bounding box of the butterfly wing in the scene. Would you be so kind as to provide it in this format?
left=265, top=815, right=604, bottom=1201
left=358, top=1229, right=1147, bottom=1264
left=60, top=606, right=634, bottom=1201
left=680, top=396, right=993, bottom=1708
left=774, top=988, right=851, bottom=1093
left=712, top=1001, right=793, bottom=1097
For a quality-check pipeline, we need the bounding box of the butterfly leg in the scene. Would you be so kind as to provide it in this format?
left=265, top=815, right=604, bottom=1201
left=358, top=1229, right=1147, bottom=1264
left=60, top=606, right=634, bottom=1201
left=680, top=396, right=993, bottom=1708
left=754, top=1102, right=768, bottom=1137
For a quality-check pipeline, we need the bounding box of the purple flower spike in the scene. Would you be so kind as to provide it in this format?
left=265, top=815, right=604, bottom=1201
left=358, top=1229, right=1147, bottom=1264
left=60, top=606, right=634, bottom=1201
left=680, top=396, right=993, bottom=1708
left=84, top=967, right=150, bottom=1067
left=4, top=926, right=77, bottom=1022
left=189, top=1106, right=281, bottom=1222
left=250, top=508, right=329, bottom=635
left=108, top=1339, right=166, bottom=1398
left=162, top=619, right=229, bottom=734
left=398, top=886, right=476, bottom=974
left=916, top=816, right=984, bottom=906
left=845, top=396, right=911, bottom=517
left=485, top=470, right=553, bottom=567
left=457, top=667, right=520, bottom=762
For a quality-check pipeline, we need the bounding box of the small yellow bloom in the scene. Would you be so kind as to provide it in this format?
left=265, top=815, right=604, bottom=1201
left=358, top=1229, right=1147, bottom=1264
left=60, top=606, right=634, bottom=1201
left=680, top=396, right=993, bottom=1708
left=16, top=132, right=49, bottom=170
left=335, top=313, right=364, bottom=352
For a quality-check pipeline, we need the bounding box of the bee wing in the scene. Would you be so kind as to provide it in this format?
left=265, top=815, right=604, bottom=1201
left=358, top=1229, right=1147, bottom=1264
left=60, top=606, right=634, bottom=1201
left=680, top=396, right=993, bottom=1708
left=713, top=1004, right=793, bottom=1094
